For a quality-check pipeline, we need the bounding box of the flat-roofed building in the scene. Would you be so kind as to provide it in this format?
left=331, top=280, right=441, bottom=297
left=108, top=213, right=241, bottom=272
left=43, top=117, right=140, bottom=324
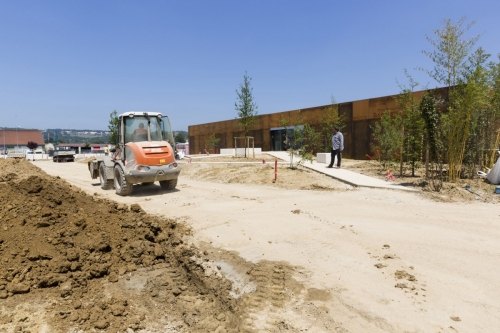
left=188, top=88, right=448, bottom=159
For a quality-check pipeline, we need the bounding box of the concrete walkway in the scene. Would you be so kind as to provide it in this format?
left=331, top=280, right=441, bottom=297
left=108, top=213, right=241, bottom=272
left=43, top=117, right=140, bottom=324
left=264, top=151, right=418, bottom=192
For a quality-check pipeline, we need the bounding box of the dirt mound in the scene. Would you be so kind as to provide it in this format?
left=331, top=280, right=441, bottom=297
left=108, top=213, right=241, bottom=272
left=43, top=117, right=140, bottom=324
left=0, top=159, right=341, bottom=332
left=0, top=159, right=242, bottom=332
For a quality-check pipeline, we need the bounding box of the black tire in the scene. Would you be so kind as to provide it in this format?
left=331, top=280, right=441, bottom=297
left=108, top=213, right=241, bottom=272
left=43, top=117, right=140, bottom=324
left=141, top=182, right=154, bottom=186
left=99, top=163, right=114, bottom=190
left=53, top=157, right=56, bottom=162
left=160, top=179, right=177, bottom=190
left=114, top=165, right=133, bottom=196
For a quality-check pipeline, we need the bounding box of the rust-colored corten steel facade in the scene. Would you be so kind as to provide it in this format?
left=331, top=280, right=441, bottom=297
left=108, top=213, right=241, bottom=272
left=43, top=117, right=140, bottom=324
left=188, top=88, right=446, bottom=159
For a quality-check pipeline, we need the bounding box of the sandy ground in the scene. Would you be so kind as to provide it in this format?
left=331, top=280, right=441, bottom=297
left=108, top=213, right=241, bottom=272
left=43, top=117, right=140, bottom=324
left=25, top=158, right=500, bottom=332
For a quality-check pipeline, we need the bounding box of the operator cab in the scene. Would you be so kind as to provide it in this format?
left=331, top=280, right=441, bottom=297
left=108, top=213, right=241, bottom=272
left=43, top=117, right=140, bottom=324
left=121, top=111, right=164, bottom=143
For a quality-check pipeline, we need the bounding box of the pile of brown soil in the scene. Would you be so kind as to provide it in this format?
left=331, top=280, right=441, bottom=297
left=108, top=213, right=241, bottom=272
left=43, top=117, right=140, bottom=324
left=0, top=159, right=241, bottom=332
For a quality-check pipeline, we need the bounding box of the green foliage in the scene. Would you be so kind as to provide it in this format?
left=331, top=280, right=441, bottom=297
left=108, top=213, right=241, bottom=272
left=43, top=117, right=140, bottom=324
left=279, top=111, right=321, bottom=168
left=108, top=110, right=119, bottom=146
left=420, top=92, right=443, bottom=162
left=174, top=132, right=187, bottom=143
left=421, top=17, right=498, bottom=182
left=422, top=17, right=480, bottom=87
left=235, top=72, right=258, bottom=137
left=206, top=134, right=221, bottom=153
left=396, top=77, right=425, bottom=177
left=419, top=91, right=447, bottom=191
left=371, top=110, right=402, bottom=168
left=460, top=48, right=493, bottom=176
left=318, top=97, right=346, bottom=152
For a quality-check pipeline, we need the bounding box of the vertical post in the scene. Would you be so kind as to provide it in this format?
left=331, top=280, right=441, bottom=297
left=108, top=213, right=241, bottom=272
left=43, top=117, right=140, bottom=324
left=274, top=158, right=278, bottom=182
left=252, top=137, right=255, bottom=158
left=234, top=138, right=237, bottom=157
left=425, top=147, right=429, bottom=178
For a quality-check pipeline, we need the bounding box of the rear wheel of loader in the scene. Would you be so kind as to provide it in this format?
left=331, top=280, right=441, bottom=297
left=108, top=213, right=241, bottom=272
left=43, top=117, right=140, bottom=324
left=160, top=179, right=177, bottom=190
left=99, top=163, right=114, bottom=190
left=114, top=165, right=133, bottom=196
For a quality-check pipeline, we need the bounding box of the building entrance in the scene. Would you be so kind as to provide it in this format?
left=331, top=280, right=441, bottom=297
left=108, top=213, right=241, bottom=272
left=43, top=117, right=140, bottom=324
left=270, top=127, right=294, bottom=151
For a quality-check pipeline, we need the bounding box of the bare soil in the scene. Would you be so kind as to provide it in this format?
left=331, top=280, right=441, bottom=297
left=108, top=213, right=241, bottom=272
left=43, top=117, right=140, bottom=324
left=341, top=159, right=499, bottom=203
left=0, top=159, right=322, bottom=333
left=182, top=156, right=348, bottom=192
left=184, top=154, right=499, bottom=203
left=2, top=156, right=499, bottom=333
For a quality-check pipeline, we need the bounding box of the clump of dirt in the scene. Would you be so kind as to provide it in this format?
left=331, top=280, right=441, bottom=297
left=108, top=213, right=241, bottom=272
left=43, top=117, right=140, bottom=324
left=0, top=159, right=334, bottom=333
left=395, top=270, right=416, bottom=282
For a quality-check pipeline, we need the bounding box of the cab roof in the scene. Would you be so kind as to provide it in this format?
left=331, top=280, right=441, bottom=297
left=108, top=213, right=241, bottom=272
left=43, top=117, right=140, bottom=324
left=119, top=111, right=163, bottom=118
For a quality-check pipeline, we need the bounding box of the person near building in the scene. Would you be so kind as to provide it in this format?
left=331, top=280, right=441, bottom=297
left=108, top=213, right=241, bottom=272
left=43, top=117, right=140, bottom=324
left=327, top=126, right=344, bottom=168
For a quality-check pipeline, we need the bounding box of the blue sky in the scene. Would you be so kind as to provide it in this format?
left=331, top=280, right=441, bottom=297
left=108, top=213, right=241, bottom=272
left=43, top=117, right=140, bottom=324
left=1, top=0, right=499, bottom=131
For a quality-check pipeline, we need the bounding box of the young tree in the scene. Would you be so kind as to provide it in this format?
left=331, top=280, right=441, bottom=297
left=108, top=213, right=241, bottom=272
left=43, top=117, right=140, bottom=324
left=318, top=96, right=346, bottom=152
left=235, top=72, right=258, bottom=157
left=206, top=134, right=221, bottom=154
left=422, top=17, right=480, bottom=88
left=279, top=111, right=320, bottom=168
left=420, top=91, right=445, bottom=191
left=422, top=17, right=481, bottom=181
left=460, top=48, right=497, bottom=177
left=108, top=110, right=119, bottom=146
left=371, top=110, right=402, bottom=169
left=396, top=76, right=424, bottom=177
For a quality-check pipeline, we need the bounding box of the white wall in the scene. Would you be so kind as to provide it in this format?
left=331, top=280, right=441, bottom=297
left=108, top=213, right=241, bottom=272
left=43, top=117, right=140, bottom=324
left=220, top=148, right=262, bottom=156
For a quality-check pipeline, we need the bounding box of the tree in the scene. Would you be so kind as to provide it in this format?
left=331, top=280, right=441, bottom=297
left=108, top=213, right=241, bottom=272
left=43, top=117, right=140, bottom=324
left=420, top=91, right=446, bottom=191
left=422, top=17, right=480, bottom=88
left=108, top=110, right=119, bottom=146
left=175, top=132, right=186, bottom=143
left=235, top=72, right=258, bottom=157
left=421, top=17, right=481, bottom=181
left=395, top=75, right=424, bottom=177
left=371, top=110, right=402, bottom=168
left=279, top=111, right=320, bottom=168
left=460, top=48, right=497, bottom=177
left=206, top=134, right=221, bottom=154
left=318, top=96, right=346, bottom=152
left=27, top=141, right=38, bottom=151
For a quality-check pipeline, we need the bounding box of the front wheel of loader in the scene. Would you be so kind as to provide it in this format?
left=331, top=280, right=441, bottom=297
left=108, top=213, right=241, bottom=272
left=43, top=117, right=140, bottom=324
left=99, top=163, right=114, bottom=190
left=160, top=179, right=177, bottom=190
left=114, top=165, right=133, bottom=196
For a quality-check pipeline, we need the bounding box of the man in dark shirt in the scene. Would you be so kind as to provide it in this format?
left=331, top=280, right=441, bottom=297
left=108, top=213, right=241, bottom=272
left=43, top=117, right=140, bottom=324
left=327, top=126, right=344, bottom=168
